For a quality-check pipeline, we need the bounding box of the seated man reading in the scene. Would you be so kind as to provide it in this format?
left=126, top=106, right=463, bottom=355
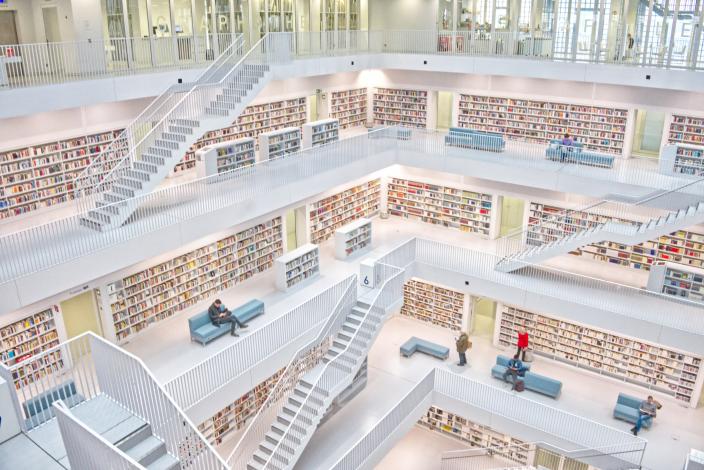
left=502, top=354, right=525, bottom=389
left=208, top=299, right=248, bottom=337
left=631, top=395, right=662, bottom=436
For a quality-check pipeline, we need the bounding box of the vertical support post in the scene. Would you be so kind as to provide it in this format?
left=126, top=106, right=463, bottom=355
left=641, top=0, right=655, bottom=65
left=666, top=0, right=681, bottom=67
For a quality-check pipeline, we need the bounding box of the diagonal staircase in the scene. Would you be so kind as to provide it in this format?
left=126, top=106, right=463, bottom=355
left=496, top=202, right=704, bottom=273
left=78, top=38, right=278, bottom=232
left=246, top=295, right=394, bottom=470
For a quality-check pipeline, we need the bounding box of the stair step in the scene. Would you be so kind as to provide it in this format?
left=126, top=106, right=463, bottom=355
left=251, top=449, right=286, bottom=469
left=88, top=209, right=113, bottom=224
left=105, top=417, right=150, bottom=450
left=167, top=124, right=194, bottom=135
left=118, top=176, right=144, bottom=190
left=142, top=154, right=167, bottom=165
left=275, top=415, right=308, bottom=433
left=171, top=118, right=200, bottom=128
left=205, top=107, right=230, bottom=117
left=259, top=440, right=295, bottom=464
left=134, top=161, right=159, bottom=173
left=146, top=453, right=180, bottom=470
left=271, top=422, right=304, bottom=442
left=346, top=312, right=365, bottom=325
left=79, top=215, right=107, bottom=231
left=125, top=169, right=151, bottom=182
left=161, top=132, right=187, bottom=143
left=96, top=201, right=121, bottom=215
left=154, top=139, right=180, bottom=150
left=112, top=184, right=136, bottom=198
left=125, top=435, right=166, bottom=467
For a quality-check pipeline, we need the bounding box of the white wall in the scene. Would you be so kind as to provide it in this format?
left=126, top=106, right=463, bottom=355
left=30, top=0, right=76, bottom=42
left=0, top=0, right=37, bottom=43
left=69, top=0, right=104, bottom=42
left=369, top=0, right=437, bottom=31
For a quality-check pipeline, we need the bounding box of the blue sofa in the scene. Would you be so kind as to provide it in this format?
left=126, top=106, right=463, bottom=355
left=189, top=299, right=265, bottom=345
left=545, top=140, right=615, bottom=168
left=445, top=127, right=506, bottom=152
left=491, top=355, right=562, bottom=398
left=613, top=393, right=652, bottom=427
left=23, top=380, right=84, bottom=429
left=400, top=337, right=449, bottom=360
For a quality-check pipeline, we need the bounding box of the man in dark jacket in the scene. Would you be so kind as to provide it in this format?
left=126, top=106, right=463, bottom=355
left=208, top=299, right=248, bottom=336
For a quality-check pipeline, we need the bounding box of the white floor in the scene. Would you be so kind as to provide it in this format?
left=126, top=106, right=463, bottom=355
left=374, top=426, right=470, bottom=470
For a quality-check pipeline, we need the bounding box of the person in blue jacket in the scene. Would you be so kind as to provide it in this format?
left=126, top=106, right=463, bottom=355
left=502, top=354, right=524, bottom=388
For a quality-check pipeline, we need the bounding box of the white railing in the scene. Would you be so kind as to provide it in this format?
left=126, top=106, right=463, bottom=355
left=0, top=126, right=695, bottom=288
left=164, top=275, right=357, bottom=410
left=0, top=34, right=239, bottom=89
left=90, top=336, right=227, bottom=469
left=226, top=274, right=358, bottom=469
left=331, top=368, right=646, bottom=470
left=53, top=400, right=145, bottom=470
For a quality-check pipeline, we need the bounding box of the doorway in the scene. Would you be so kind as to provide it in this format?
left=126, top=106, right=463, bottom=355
left=60, top=291, right=103, bottom=339
left=0, top=11, right=19, bottom=45
left=471, top=298, right=496, bottom=338
left=308, top=94, right=318, bottom=122
left=499, top=196, right=525, bottom=237
left=436, top=91, right=453, bottom=130
left=42, top=7, right=62, bottom=43
left=631, top=109, right=666, bottom=158
left=285, top=205, right=309, bottom=251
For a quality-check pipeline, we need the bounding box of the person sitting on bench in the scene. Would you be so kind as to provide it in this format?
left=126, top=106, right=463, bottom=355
left=631, top=395, right=662, bottom=436
left=560, top=133, right=575, bottom=162
left=502, top=354, right=524, bottom=389
left=208, top=299, right=248, bottom=337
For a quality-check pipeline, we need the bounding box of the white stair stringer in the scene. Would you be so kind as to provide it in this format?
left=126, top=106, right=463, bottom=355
left=246, top=298, right=388, bottom=470
left=497, top=202, right=704, bottom=273
left=79, top=63, right=273, bottom=231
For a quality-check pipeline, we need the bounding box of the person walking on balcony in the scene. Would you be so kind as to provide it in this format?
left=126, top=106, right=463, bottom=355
left=516, top=325, right=529, bottom=361
left=631, top=395, right=662, bottom=435
left=208, top=299, right=248, bottom=337
left=455, top=332, right=471, bottom=367
left=502, top=354, right=524, bottom=388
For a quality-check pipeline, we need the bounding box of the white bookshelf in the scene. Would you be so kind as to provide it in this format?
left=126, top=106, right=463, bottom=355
left=528, top=201, right=704, bottom=271
left=387, top=177, right=494, bottom=237
left=101, top=217, right=283, bottom=343
left=419, top=406, right=532, bottom=465
left=330, top=88, right=368, bottom=129
left=0, top=306, right=63, bottom=389
left=259, top=126, right=302, bottom=160
left=302, top=118, right=340, bottom=148
left=457, top=94, right=629, bottom=155
left=373, top=88, right=428, bottom=128
left=646, top=262, right=704, bottom=303
left=195, top=138, right=256, bottom=178
left=400, top=278, right=470, bottom=332
left=309, top=179, right=381, bottom=245
left=0, top=128, right=125, bottom=219
left=669, top=114, right=704, bottom=147
left=660, top=142, right=704, bottom=177
left=275, top=243, right=320, bottom=292
left=181, top=96, right=307, bottom=170
left=495, top=303, right=704, bottom=406
left=334, top=218, right=372, bottom=260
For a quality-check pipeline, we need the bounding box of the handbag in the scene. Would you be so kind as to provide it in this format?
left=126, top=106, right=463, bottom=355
left=523, top=348, right=534, bottom=362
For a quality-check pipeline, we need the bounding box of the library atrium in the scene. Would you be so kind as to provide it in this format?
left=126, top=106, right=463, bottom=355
left=1, top=1, right=704, bottom=469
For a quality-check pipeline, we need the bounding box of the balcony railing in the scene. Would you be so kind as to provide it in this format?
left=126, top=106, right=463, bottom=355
left=1, top=30, right=701, bottom=91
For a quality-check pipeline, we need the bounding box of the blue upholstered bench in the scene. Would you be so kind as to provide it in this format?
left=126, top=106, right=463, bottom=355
left=400, top=337, right=449, bottom=360
left=189, top=299, right=264, bottom=345
left=491, top=355, right=561, bottom=398
left=23, top=380, right=84, bottom=429
left=445, top=128, right=505, bottom=152
left=545, top=140, right=614, bottom=168
left=613, top=393, right=652, bottom=427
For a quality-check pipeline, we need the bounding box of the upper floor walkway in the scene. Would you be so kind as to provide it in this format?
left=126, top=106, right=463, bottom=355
left=0, top=127, right=702, bottom=315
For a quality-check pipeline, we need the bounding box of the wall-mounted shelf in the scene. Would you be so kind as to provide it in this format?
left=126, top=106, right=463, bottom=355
left=259, top=126, right=302, bottom=160
left=195, top=137, right=256, bottom=178
left=400, top=278, right=469, bottom=332
left=275, top=244, right=320, bottom=292
left=373, top=88, right=428, bottom=128
left=302, top=118, right=340, bottom=148
left=334, top=217, right=372, bottom=260
left=388, top=177, right=494, bottom=237
left=330, top=88, right=368, bottom=129
left=495, top=303, right=704, bottom=406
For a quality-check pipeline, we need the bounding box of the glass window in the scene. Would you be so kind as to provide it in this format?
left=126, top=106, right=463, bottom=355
left=102, top=0, right=127, bottom=39
left=151, top=0, right=172, bottom=37
left=349, top=0, right=360, bottom=30
left=554, top=0, right=576, bottom=58
left=438, top=0, right=453, bottom=30
left=519, top=0, right=532, bottom=32
left=541, top=0, right=554, bottom=33
left=214, top=0, right=232, bottom=33
left=126, top=0, right=150, bottom=38
left=234, top=0, right=249, bottom=33
left=174, top=0, right=194, bottom=36
left=495, top=0, right=509, bottom=29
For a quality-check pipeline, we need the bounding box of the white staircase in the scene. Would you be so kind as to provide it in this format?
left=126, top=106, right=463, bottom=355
left=78, top=45, right=274, bottom=231
left=497, top=202, right=704, bottom=273
left=246, top=298, right=385, bottom=470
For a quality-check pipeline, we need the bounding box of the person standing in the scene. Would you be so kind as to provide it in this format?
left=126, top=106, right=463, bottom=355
left=516, top=325, right=529, bottom=361
left=631, top=395, right=662, bottom=435
left=455, top=332, right=471, bottom=367
left=626, top=33, right=635, bottom=60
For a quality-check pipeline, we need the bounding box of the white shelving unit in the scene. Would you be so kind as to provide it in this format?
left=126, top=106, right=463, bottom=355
left=259, top=126, right=302, bottom=160
left=646, top=262, right=704, bottom=303
left=457, top=94, right=629, bottom=155
left=373, top=88, right=428, bottom=128
left=100, top=217, right=283, bottom=343
left=309, top=179, right=381, bottom=245
left=660, top=142, right=704, bottom=176
left=334, top=218, right=372, bottom=260
left=275, top=244, right=320, bottom=292
left=387, top=177, right=495, bottom=237
left=329, top=88, right=368, bottom=129
left=195, top=138, right=256, bottom=178
left=302, top=118, right=340, bottom=148
left=0, top=128, right=125, bottom=219
left=668, top=114, right=704, bottom=147
left=418, top=406, right=532, bottom=465
left=495, top=303, right=704, bottom=406
left=400, top=278, right=470, bottom=332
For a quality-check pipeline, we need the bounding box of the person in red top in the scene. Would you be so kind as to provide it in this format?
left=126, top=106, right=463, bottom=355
left=516, top=324, right=529, bottom=361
